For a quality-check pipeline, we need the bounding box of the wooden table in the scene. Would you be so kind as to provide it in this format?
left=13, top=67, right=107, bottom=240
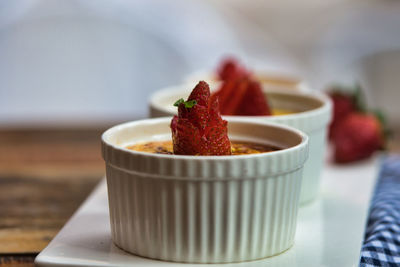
left=0, top=126, right=399, bottom=267
left=0, top=128, right=107, bottom=267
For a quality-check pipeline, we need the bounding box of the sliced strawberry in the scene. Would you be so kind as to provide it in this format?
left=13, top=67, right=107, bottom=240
left=212, top=77, right=270, bottom=116
left=332, top=113, right=383, bottom=163
left=212, top=77, right=271, bottom=116
left=186, top=104, right=208, bottom=131
left=208, top=93, right=220, bottom=118
left=171, top=117, right=204, bottom=155
left=204, top=119, right=230, bottom=155
left=171, top=81, right=231, bottom=155
left=187, top=81, right=210, bottom=106
left=217, top=57, right=249, bottom=81
left=214, top=79, right=237, bottom=114
left=235, top=80, right=270, bottom=116
left=214, top=57, right=271, bottom=116
left=221, top=79, right=248, bottom=115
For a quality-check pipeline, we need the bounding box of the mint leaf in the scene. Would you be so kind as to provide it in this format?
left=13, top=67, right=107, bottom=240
left=173, top=98, right=185, bottom=107
left=184, top=100, right=197, bottom=108
left=173, top=98, right=197, bottom=108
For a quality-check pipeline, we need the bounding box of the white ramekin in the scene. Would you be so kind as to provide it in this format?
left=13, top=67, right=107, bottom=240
left=149, top=85, right=331, bottom=204
left=102, top=117, right=308, bottom=263
left=184, top=70, right=309, bottom=92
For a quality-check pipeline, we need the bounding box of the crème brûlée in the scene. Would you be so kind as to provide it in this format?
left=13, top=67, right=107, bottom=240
left=127, top=140, right=280, bottom=155
left=271, top=108, right=293, bottom=116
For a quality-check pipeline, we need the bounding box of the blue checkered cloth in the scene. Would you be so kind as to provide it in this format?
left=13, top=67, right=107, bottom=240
left=360, top=155, right=400, bottom=267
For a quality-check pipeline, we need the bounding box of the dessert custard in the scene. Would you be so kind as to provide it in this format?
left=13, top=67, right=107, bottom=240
left=127, top=140, right=280, bottom=155
left=271, top=108, right=293, bottom=116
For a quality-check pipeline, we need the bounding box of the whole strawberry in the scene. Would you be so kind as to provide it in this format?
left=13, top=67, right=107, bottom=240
left=171, top=81, right=231, bottom=156
left=332, top=113, right=383, bottom=163
left=329, top=92, right=356, bottom=140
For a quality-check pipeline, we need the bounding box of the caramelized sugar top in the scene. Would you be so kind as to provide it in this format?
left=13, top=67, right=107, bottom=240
left=127, top=140, right=280, bottom=155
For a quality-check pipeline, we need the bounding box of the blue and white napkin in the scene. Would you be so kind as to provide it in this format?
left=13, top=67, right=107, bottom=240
left=360, top=155, right=400, bottom=266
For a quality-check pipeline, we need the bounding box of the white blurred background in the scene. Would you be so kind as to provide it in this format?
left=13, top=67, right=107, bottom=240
left=1, top=0, right=400, bottom=127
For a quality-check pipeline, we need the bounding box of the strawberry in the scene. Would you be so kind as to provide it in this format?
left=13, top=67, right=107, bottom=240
left=235, top=80, right=271, bottom=116
left=216, top=78, right=248, bottom=115
left=212, top=77, right=271, bottom=116
left=329, top=92, right=356, bottom=139
left=171, top=81, right=231, bottom=156
left=214, top=57, right=270, bottom=116
left=332, top=113, right=383, bottom=163
left=216, top=57, right=249, bottom=81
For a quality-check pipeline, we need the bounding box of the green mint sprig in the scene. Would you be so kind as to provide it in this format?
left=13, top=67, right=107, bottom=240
left=173, top=98, right=197, bottom=108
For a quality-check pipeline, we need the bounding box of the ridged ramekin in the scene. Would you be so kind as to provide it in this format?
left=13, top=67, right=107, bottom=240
left=149, top=85, right=331, bottom=204
left=102, top=117, right=308, bottom=263
left=184, top=70, right=309, bottom=91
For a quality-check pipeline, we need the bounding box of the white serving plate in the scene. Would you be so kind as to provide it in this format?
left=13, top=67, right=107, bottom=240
left=35, top=153, right=379, bottom=267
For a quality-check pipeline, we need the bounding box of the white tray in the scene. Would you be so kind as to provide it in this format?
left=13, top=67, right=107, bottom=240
left=35, top=156, right=379, bottom=267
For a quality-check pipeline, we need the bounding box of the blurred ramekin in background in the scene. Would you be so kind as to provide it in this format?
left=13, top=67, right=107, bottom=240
left=184, top=69, right=309, bottom=92
left=150, top=85, right=331, bottom=204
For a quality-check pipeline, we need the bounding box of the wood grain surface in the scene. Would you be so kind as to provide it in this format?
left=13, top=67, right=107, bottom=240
left=0, top=128, right=106, bottom=266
